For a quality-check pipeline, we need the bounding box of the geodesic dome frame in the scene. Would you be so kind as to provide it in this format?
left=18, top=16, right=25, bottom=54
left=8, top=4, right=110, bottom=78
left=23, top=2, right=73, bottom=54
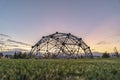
left=29, top=32, right=92, bottom=58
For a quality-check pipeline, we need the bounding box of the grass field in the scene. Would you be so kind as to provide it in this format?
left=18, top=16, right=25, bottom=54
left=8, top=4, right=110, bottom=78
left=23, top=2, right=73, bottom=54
left=0, top=58, right=120, bottom=80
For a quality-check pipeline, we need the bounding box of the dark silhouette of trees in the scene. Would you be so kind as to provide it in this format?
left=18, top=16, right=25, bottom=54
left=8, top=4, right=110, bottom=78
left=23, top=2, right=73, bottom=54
left=102, top=52, right=110, bottom=58
left=5, top=55, right=13, bottom=58
left=14, top=52, right=28, bottom=59
left=114, top=47, right=119, bottom=57
left=18, top=52, right=22, bottom=58
left=21, top=52, right=27, bottom=59
left=0, top=52, right=3, bottom=58
left=14, top=52, right=18, bottom=59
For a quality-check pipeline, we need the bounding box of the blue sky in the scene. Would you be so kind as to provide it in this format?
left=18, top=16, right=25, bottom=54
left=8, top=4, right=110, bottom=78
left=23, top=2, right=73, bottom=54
left=0, top=0, right=120, bottom=52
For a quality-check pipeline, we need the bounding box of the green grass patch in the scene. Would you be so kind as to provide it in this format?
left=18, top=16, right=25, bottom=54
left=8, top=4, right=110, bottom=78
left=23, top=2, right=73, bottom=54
left=0, top=58, right=120, bottom=80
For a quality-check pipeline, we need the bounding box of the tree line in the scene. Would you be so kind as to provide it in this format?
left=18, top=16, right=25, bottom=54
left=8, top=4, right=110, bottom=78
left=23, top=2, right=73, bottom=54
left=0, top=51, right=119, bottom=59
left=0, top=52, right=29, bottom=59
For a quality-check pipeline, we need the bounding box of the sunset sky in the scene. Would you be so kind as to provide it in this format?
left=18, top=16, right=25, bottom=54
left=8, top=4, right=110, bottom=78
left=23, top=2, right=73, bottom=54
left=0, top=0, right=120, bottom=52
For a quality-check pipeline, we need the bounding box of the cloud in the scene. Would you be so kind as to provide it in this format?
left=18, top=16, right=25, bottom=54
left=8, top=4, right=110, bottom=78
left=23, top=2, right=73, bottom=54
left=11, top=48, right=29, bottom=51
left=7, top=48, right=29, bottom=52
left=0, top=33, right=11, bottom=38
left=7, top=44, right=19, bottom=47
left=7, top=39, right=31, bottom=46
left=0, top=42, right=4, bottom=45
left=96, top=41, right=110, bottom=45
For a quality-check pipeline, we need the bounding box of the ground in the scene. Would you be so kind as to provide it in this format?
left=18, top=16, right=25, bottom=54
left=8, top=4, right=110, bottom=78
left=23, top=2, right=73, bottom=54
left=0, top=58, right=120, bottom=80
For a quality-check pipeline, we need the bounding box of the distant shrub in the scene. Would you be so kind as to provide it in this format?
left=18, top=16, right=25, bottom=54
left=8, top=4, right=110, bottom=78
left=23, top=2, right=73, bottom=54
left=14, top=52, right=28, bottom=59
left=102, top=52, right=110, bottom=58
left=0, top=52, right=3, bottom=58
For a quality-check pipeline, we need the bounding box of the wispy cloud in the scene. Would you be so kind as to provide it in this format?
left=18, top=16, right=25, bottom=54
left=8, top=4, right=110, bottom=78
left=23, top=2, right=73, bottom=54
left=7, top=39, right=31, bottom=46
left=0, top=33, right=11, bottom=38
left=0, top=42, right=4, bottom=45
left=11, top=48, right=29, bottom=51
left=96, top=41, right=110, bottom=45
left=7, top=44, right=19, bottom=47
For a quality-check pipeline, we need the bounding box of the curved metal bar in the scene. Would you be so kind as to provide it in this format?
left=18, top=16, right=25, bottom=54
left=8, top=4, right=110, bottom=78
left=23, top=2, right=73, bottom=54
left=29, top=32, right=92, bottom=58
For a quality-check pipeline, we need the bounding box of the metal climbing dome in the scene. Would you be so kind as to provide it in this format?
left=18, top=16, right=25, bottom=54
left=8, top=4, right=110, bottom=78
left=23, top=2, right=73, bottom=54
left=29, top=32, right=92, bottom=58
